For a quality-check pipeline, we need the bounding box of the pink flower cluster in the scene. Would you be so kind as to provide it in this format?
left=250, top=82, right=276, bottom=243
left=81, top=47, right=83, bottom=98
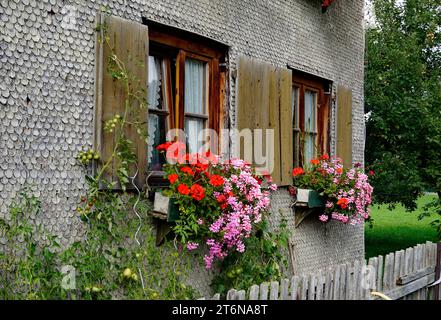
left=293, top=156, right=373, bottom=226
left=202, top=160, right=274, bottom=269
left=319, top=158, right=373, bottom=225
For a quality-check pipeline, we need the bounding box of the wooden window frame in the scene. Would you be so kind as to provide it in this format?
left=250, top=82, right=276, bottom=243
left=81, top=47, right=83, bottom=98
left=148, top=26, right=226, bottom=144
left=146, top=23, right=227, bottom=184
left=292, top=71, right=330, bottom=167
left=177, top=51, right=211, bottom=130
left=292, top=85, right=301, bottom=167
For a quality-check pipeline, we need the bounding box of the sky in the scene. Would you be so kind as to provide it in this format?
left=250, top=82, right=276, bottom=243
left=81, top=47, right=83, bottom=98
left=364, top=0, right=406, bottom=27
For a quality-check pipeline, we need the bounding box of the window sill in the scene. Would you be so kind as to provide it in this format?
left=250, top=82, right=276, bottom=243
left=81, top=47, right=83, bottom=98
left=147, top=170, right=170, bottom=189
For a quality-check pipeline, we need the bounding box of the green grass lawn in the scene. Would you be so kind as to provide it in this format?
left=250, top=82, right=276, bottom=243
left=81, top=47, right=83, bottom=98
left=365, top=195, right=439, bottom=259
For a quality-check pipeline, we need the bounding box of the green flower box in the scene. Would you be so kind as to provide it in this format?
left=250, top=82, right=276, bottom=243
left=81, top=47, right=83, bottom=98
left=153, top=192, right=180, bottom=223
left=293, top=188, right=325, bottom=228
left=295, top=188, right=325, bottom=209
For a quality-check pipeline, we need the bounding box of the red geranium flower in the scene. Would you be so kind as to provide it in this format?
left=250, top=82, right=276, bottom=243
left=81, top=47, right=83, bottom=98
left=216, top=194, right=228, bottom=209
left=205, top=151, right=218, bottom=164
left=322, top=0, right=335, bottom=8
left=180, top=166, right=195, bottom=176
left=190, top=184, right=205, bottom=201
left=216, top=194, right=226, bottom=203
left=166, top=141, right=186, bottom=162
left=177, top=184, right=190, bottom=195
left=209, top=175, right=224, bottom=187
left=310, top=159, right=320, bottom=166
left=156, top=141, right=173, bottom=152
left=292, top=167, right=304, bottom=176
left=337, top=198, right=349, bottom=209
left=168, top=173, right=179, bottom=184
left=336, top=167, right=343, bottom=174
left=320, top=154, right=329, bottom=160
left=195, top=162, right=208, bottom=172
left=254, top=176, right=263, bottom=185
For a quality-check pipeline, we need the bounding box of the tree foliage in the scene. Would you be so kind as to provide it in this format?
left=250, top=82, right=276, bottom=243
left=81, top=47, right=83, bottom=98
left=365, top=0, right=441, bottom=221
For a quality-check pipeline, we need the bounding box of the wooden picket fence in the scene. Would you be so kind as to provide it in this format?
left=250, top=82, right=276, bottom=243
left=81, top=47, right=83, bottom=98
left=204, top=241, right=441, bottom=300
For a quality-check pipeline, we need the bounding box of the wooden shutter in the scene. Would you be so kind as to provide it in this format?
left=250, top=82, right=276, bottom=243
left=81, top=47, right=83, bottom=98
left=336, top=85, right=353, bottom=168
left=236, top=57, right=292, bottom=185
left=94, top=14, right=149, bottom=188
left=278, top=68, right=293, bottom=185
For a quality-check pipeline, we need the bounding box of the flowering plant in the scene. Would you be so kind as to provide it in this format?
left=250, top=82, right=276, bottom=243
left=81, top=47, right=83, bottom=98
left=321, top=0, right=336, bottom=13
left=322, top=0, right=336, bottom=9
left=291, top=155, right=373, bottom=225
left=157, top=142, right=277, bottom=269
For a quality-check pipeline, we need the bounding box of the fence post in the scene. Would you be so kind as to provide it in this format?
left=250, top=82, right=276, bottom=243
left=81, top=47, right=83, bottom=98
left=435, top=242, right=441, bottom=300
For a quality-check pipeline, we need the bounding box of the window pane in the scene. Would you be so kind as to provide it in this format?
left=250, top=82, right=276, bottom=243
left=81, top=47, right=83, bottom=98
left=304, top=134, right=316, bottom=164
left=147, top=55, right=170, bottom=170
left=148, top=114, right=167, bottom=171
left=185, top=58, right=207, bottom=115
left=293, top=130, right=300, bottom=167
left=185, top=118, right=204, bottom=154
left=304, top=90, right=317, bottom=132
left=292, top=87, right=299, bottom=128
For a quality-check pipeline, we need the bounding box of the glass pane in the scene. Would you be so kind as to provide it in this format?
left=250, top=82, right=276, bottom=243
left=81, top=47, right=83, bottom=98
left=293, top=130, right=300, bottom=167
left=147, top=56, right=163, bottom=110
left=304, top=134, right=315, bottom=164
left=292, top=87, right=299, bottom=128
left=304, top=90, right=317, bottom=132
left=185, top=118, right=205, bottom=154
left=185, top=58, right=207, bottom=115
left=148, top=114, right=167, bottom=171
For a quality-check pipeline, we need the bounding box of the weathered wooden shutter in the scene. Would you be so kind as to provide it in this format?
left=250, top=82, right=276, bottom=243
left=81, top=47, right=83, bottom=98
left=278, top=69, right=293, bottom=185
left=336, top=85, right=353, bottom=168
left=94, top=14, right=149, bottom=188
left=236, top=56, right=292, bottom=185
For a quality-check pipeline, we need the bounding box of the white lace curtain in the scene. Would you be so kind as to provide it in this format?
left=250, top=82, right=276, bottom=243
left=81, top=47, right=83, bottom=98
left=184, top=58, right=206, bottom=154
left=304, top=90, right=317, bottom=164
left=147, top=56, right=162, bottom=164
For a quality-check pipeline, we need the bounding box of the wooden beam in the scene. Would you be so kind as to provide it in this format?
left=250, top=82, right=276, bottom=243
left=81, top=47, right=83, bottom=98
left=375, top=273, right=435, bottom=300
left=396, top=266, right=435, bottom=285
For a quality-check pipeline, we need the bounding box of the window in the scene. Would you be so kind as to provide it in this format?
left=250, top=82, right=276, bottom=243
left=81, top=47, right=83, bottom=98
left=146, top=23, right=227, bottom=173
left=292, top=71, right=330, bottom=167
left=184, top=56, right=209, bottom=154
left=147, top=55, right=174, bottom=171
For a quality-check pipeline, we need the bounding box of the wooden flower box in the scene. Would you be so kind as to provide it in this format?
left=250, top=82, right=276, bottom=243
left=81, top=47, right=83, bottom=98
left=293, top=188, right=325, bottom=228
left=153, top=192, right=180, bottom=223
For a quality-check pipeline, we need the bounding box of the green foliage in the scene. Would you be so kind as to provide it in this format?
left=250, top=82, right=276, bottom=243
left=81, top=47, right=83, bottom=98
left=0, top=189, right=63, bottom=300
left=211, top=216, right=290, bottom=295
left=365, top=195, right=438, bottom=258
left=0, top=189, right=198, bottom=300
left=62, top=191, right=198, bottom=300
left=365, top=0, right=441, bottom=228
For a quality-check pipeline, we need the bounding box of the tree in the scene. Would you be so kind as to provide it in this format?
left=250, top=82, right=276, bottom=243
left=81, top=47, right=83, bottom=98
left=365, top=0, right=441, bottom=232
